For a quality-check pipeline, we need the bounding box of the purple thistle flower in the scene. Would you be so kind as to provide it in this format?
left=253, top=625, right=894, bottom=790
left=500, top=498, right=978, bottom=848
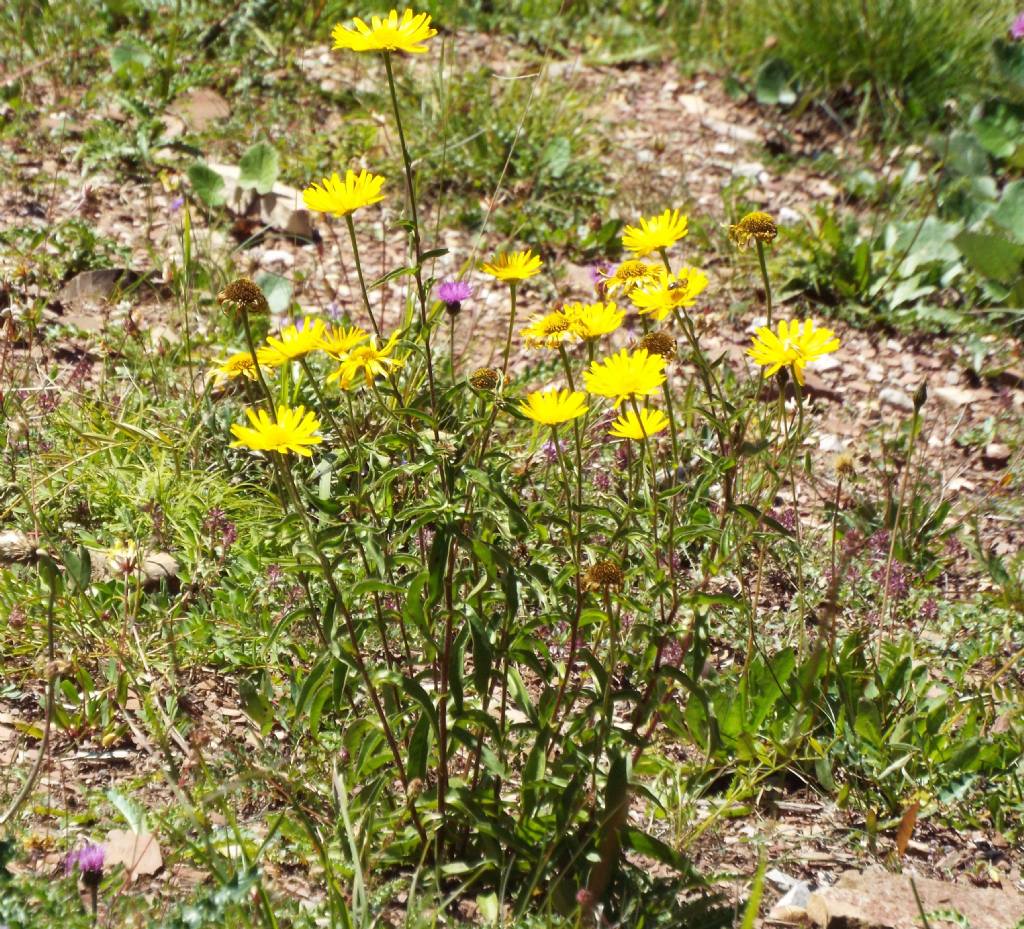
left=437, top=280, right=472, bottom=315
left=66, top=843, right=105, bottom=880
left=1012, top=11, right=1024, bottom=39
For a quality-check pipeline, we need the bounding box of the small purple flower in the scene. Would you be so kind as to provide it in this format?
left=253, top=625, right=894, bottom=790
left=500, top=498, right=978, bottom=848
left=66, top=843, right=105, bottom=881
left=867, top=529, right=891, bottom=558
left=593, top=470, right=611, bottom=491
left=170, top=195, right=185, bottom=213
left=326, top=301, right=344, bottom=321
left=871, top=562, right=910, bottom=601
left=437, top=280, right=472, bottom=315
left=1011, top=11, right=1024, bottom=40
left=920, top=598, right=938, bottom=621
left=542, top=438, right=563, bottom=464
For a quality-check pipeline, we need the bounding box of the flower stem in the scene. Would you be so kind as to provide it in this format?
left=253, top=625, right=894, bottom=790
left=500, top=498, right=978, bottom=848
left=344, top=213, right=381, bottom=339
left=500, top=284, right=518, bottom=379
left=755, top=240, right=773, bottom=328
left=241, top=308, right=276, bottom=423
left=382, top=50, right=439, bottom=427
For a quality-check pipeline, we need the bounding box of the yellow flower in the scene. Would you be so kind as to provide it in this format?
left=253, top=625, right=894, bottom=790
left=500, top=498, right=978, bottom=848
left=302, top=170, right=386, bottom=218
left=568, top=301, right=624, bottom=341
left=621, top=209, right=688, bottom=258
left=257, top=318, right=328, bottom=367
left=608, top=407, right=670, bottom=441
left=728, top=211, right=778, bottom=250
left=583, top=348, right=666, bottom=408
left=481, top=249, right=543, bottom=282
left=230, top=405, right=323, bottom=457
left=602, top=260, right=657, bottom=296
left=520, top=308, right=578, bottom=350
left=319, top=325, right=369, bottom=359
left=214, top=352, right=258, bottom=382
left=331, top=8, right=437, bottom=55
left=747, top=318, right=840, bottom=386
left=328, top=331, right=403, bottom=387
left=629, top=267, right=709, bottom=322
left=519, top=388, right=588, bottom=426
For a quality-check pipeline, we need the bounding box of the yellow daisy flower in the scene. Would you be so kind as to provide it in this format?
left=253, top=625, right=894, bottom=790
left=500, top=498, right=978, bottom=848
left=331, top=8, right=437, bottom=55
left=729, top=211, right=778, bottom=251
left=319, top=325, right=369, bottom=359
left=621, top=209, right=688, bottom=258
left=481, top=249, right=543, bottom=282
left=568, top=301, right=624, bottom=341
left=602, top=260, right=657, bottom=296
left=214, top=352, right=258, bottom=382
left=519, top=388, right=588, bottom=426
left=583, top=348, right=666, bottom=408
left=302, top=170, right=386, bottom=218
left=629, top=267, right=709, bottom=322
left=258, top=318, right=328, bottom=367
left=520, top=308, right=578, bottom=350
left=747, top=318, right=840, bottom=386
left=328, top=331, right=403, bottom=387
left=608, top=407, right=670, bottom=441
left=230, top=404, right=323, bottom=457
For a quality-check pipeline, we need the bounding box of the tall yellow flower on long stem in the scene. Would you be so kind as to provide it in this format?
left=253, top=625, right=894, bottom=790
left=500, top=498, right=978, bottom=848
left=608, top=407, right=670, bottom=440
left=629, top=268, right=709, bottom=322
left=302, top=170, right=386, bottom=218
left=331, top=9, right=437, bottom=55
left=621, top=209, right=688, bottom=258
left=481, top=250, right=543, bottom=282
left=583, top=348, right=666, bottom=408
left=519, top=389, right=588, bottom=426
left=328, top=331, right=403, bottom=387
left=257, top=318, right=328, bottom=367
left=747, top=319, right=840, bottom=386
left=230, top=405, right=323, bottom=457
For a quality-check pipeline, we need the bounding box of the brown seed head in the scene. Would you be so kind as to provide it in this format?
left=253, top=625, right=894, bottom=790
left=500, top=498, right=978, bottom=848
left=469, top=367, right=500, bottom=391
left=583, top=560, right=624, bottom=591
left=638, top=331, right=677, bottom=358
left=728, top=211, right=778, bottom=250
left=832, top=452, right=856, bottom=479
left=217, top=278, right=269, bottom=315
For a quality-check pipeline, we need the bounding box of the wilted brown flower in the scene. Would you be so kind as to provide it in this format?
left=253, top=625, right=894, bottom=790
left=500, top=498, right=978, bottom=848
left=832, top=452, right=856, bottom=478
left=728, top=211, right=778, bottom=250
left=469, top=367, right=500, bottom=391
left=583, top=560, right=624, bottom=591
left=217, top=278, right=269, bottom=315
left=638, top=331, right=677, bottom=359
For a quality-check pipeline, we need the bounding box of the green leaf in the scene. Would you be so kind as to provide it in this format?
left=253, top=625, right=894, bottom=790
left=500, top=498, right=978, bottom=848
left=110, top=37, right=152, bottom=77
left=992, top=180, right=1024, bottom=242
left=107, top=788, right=147, bottom=832
left=954, top=230, right=1024, bottom=286
left=254, top=272, right=292, bottom=313
left=238, top=141, right=280, bottom=194
left=62, top=545, right=92, bottom=592
left=541, top=136, right=571, bottom=179
left=187, top=162, right=226, bottom=208
left=993, top=38, right=1024, bottom=92
left=238, top=678, right=274, bottom=736
left=755, top=58, right=796, bottom=106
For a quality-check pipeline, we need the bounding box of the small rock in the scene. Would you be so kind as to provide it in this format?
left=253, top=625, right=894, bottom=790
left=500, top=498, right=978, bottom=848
left=170, top=87, right=231, bottom=130
left=807, top=354, right=840, bottom=373
left=259, top=248, right=295, bottom=269
left=819, top=434, right=846, bottom=453
left=879, top=387, right=914, bottom=412
left=769, top=881, right=813, bottom=923
left=778, top=206, right=801, bottom=224
left=807, top=867, right=1024, bottom=929
left=982, top=443, right=1011, bottom=469
left=56, top=269, right=144, bottom=306
left=933, top=385, right=977, bottom=407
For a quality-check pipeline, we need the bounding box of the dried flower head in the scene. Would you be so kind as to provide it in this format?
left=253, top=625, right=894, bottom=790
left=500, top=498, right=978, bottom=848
left=469, top=367, right=499, bottom=391
left=638, top=331, right=677, bottom=359
left=583, top=560, right=624, bottom=591
left=728, top=211, right=778, bottom=250
left=217, top=278, right=269, bottom=316
left=832, top=452, right=856, bottom=478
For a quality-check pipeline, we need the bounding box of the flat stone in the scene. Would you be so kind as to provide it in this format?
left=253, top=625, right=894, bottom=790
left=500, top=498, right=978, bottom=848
left=933, top=386, right=977, bottom=407
left=982, top=443, right=1011, bottom=469
left=170, top=87, right=231, bottom=130
left=56, top=269, right=145, bottom=306
left=879, top=387, right=914, bottom=412
left=806, top=867, right=1024, bottom=929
